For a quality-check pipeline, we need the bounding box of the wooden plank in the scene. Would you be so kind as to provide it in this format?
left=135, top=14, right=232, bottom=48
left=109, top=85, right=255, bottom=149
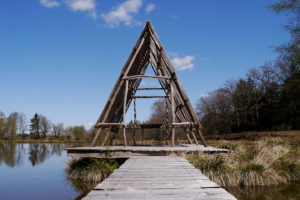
left=84, top=188, right=236, bottom=200
left=83, top=155, right=236, bottom=200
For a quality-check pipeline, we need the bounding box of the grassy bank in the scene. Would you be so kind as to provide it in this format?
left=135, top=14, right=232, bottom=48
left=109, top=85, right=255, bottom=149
left=187, top=137, right=300, bottom=187
left=205, top=130, right=300, bottom=144
left=65, top=158, right=125, bottom=183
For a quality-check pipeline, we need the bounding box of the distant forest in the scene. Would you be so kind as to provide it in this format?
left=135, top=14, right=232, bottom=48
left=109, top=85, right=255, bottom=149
left=196, top=1, right=299, bottom=134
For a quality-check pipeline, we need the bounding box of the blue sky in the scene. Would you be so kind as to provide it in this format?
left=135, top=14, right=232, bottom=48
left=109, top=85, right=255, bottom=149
left=0, top=0, right=290, bottom=129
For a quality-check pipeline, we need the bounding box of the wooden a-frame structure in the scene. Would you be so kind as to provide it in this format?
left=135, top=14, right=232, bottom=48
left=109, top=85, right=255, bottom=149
left=91, top=20, right=207, bottom=147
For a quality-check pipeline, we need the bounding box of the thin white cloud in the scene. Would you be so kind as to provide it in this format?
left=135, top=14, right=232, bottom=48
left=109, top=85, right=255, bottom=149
left=65, top=0, right=95, bottom=11
left=85, top=122, right=95, bottom=128
left=199, top=93, right=210, bottom=98
left=171, top=56, right=195, bottom=71
left=145, top=3, right=155, bottom=14
left=40, top=0, right=60, bottom=8
left=101, top=0, right=142, bottom=28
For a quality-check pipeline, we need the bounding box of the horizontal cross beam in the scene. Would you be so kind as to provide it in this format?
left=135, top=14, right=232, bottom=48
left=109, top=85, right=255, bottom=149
left=123, top=75, right=171, bottom=80
left=136, top=87, right=165, bottom=90
left=96, top=122, right=125, bottom=128
left=132, top=95, right=167, bottom=98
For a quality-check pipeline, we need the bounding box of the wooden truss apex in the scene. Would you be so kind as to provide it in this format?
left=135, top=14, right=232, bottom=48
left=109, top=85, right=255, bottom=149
left=90, top=20, right=207, bottom=147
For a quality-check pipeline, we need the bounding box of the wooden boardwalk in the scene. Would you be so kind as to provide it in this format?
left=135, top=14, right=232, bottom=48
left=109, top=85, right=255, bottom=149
left=83, top=156, right=237, bottom=200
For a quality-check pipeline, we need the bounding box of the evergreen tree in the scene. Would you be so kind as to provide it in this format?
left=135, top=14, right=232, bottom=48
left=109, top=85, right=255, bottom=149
left=30, top=113, right=40, bottom=139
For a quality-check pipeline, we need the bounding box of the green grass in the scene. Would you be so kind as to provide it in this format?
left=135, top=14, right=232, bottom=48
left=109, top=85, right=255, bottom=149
left=65, top=158, right=125, bottom=183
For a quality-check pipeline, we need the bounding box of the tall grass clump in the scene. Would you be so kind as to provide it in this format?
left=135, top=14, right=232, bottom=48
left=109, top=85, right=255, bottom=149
left=65, top=158, right=123, bottom=183
left=187, top=137, right=300, bottom=187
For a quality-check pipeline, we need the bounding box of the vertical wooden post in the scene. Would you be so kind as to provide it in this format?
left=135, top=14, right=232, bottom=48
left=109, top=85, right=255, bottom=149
left=123, top=80, right=128, bottom=147
left=90, top=127, right=102, bottom=147
left=133, top=98, right=137, bottom=146
left=171, top=83, right=175, bottom=147
left=165, top=96, right=169, bottom=145
left=101, top=127, right=110, bottom=146
left=141, top=128, right=144, bottom=145
left=109, top=129, right=117, bottom=146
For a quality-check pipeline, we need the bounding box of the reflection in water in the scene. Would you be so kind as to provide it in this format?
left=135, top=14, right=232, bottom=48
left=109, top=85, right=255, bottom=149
left=0, top=143, right=299, bottom=200
left=66, top=177, right=95, bottom=200
left=28, top=144, right=49, bottom=166
left=226, top=182, right=300, bottom=200
left=0, top=143, right=26, bottom=167
left=0, top=143, right=65, bottom=167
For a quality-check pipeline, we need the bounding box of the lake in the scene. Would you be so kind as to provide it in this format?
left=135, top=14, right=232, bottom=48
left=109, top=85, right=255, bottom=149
left=0, top=143, right=91, bottom=200
left=0, top=143, right=299, bottom=200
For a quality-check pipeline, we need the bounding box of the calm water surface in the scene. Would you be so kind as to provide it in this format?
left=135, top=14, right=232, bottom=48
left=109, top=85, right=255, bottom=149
left=0, top=143, right=299, bottom=200
left=0, top=143, right=91, bottom=200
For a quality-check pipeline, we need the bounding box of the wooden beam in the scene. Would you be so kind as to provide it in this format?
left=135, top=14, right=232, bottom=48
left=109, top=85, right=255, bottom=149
left=123, top=80, right=128, bottom=147
left=171, top=83, right=175, bottom=147
left=101, top=127, right=111, bottom=146
left=196, top=127, right=207, bottom=147
left=96, top=122, right=125, bottom=127
left=90, top=127, right=102, bottom=147
left=132, top=96, right=167, bottom=99
left=190, top=127, right=199, bottom=145
left=123, top=75, right=171, bottom=80
left=136, top=88, right=164, bottom=90
left=165, top=96, right=169, bottom=145
left=133, top=98, right=137, bottom=146
left=186, top=133, right=193, bottom=144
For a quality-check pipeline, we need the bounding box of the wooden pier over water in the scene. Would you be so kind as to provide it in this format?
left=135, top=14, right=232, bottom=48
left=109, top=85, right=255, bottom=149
left=82, top=155, right=237, bottom=200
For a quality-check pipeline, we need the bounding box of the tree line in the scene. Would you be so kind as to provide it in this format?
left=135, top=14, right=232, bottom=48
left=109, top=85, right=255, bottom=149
left=196, top=0, right=299, bottom=134
left=148, top=1, right=299, bottom=135
left=0, top=111, right=92, bottom=141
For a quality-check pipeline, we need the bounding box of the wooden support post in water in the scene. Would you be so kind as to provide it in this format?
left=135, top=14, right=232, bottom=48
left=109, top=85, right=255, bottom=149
left=171, top=83, right=175, bottom=147
left=90, top=127, right=102, bottom=147
left=133, top=98, right=137, bottom=146
left=101, top=127, right=110, bottom=146
left=123, top=80, right=128, bottom=147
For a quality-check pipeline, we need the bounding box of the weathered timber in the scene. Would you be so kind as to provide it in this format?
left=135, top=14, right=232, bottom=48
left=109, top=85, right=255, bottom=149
left=123, top=75, right=171, bottom=80
left=66, top=144, right=228, bottom=158
left=90, top=20, right=207, bottom=147
left=132, top=95, right=167, bottom=98
left=83, top=156, right=237, bottom=200
left=136, top=87, right=164, bottom=90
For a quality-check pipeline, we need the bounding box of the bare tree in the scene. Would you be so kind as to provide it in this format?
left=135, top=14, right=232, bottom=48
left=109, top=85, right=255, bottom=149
left=7, top=112, right=27, bottom=135
left=18, top=113, right=27, bottom=135
left=52, top=123, right=64, bottom=137
left=39, top=115, right=51, bottom=138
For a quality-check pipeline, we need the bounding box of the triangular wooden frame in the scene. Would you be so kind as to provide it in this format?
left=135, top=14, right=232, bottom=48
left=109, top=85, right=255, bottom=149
left=91, top=20, right=207, bottom=147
